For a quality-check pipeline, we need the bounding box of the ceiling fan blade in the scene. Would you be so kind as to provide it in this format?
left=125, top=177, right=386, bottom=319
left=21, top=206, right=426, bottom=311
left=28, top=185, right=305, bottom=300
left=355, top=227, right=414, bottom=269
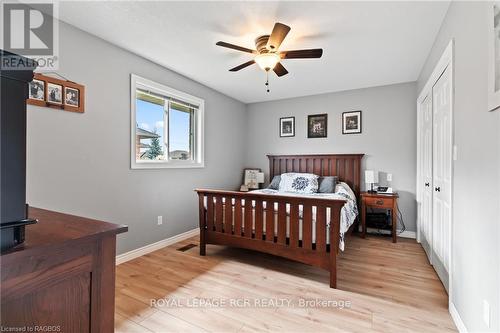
left=266, top=23, right=291, bottom=51
left=281, top=48, right=323, bottom=59
left=216, top=41, right=256, bottom=54
left=229, top=60, right=255, bottom=72
left=273, top=62, right=288, bottom=77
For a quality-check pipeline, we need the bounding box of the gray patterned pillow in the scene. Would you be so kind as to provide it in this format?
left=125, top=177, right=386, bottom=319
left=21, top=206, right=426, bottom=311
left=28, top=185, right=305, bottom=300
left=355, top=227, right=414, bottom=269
left=267, top=175, right=281, bottom=190
left=318, top=176, right=339, bottom=193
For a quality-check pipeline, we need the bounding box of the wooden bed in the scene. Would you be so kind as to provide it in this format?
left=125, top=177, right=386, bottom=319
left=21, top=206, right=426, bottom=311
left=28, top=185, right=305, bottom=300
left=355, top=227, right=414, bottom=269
left=195, top=153, right=364, bottom=288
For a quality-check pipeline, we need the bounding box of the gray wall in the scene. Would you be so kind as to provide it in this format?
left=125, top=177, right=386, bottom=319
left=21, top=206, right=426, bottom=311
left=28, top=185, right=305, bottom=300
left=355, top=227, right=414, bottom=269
left=417, top=1, right=500, bottom=332
left=26, top=21, right=247, bottom=254
left=245, top=82, right=418, bottom=232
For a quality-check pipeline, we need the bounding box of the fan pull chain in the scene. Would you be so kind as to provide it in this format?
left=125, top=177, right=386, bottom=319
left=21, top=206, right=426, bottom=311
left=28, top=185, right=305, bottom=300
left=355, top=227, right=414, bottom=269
left=265, top=70, right=270, bottom=93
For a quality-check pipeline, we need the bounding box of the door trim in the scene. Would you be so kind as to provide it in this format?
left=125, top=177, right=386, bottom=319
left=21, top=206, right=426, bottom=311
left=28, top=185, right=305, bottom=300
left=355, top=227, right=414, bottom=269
left=416, top=39, right=454, bottom=303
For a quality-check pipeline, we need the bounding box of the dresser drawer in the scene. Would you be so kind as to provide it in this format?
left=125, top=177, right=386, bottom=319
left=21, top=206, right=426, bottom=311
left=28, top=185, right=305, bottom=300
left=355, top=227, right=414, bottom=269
left=364, top=197, right=393, bottom=208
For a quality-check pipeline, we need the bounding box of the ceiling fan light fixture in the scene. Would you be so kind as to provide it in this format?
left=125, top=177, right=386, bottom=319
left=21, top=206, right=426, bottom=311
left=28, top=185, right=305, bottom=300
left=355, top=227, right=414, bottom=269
left=254, top=53, right=280, bottom=71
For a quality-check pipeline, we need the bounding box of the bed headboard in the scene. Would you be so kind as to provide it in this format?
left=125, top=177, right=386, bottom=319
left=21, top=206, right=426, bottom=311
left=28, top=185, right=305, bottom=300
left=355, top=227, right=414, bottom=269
left=267, top=154, right=365, bottom=198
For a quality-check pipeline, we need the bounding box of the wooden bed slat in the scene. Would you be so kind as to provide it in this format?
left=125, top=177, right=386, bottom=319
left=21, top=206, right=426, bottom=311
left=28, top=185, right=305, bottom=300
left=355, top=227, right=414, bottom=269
left=207, top=195, right=215, bottom=231
left=302, top=204, right=313, bottom=250
left=198, top=194, right=206, bottom=256
left=316, top=205, right=326, bottom=252
left=277, top=202, right=286, bottom=245
left=224, top=196, right=232, bottom=234
left=265, top=201, right=275, bottom=242
left=289, top=203, right=299, bottom=248
left=234, top=199, right=242, bottom=236
left=331, top=158, right=337, bottom=176
left=255, top=201, right=263, bottom=240
left=244, top=198, right=253, bottom=238
left=322, top=158, right=329, bottom=176
left=313, top=158, right=321, bottom=175
left=215, top=197, right=223, bottom=232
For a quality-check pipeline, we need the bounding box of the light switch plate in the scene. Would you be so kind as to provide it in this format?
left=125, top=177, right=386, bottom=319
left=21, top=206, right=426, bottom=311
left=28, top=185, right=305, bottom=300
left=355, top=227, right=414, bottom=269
left=387, top=173, right=393, bottom=182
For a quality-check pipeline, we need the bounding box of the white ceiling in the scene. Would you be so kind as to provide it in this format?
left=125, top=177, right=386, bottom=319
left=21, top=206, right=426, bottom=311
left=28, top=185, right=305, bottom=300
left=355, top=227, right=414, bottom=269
left=56, top=1, right=450, bottom=103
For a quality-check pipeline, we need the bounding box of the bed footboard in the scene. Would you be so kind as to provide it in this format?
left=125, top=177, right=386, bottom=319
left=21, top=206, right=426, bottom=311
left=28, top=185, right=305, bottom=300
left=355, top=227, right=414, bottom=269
left=195, top=189, right=345, bottom=288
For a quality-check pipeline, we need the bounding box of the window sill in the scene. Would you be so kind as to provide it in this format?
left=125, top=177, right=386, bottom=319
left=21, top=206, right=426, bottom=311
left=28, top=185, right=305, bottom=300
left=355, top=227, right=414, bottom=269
left=131, top=160, right=205, bottom=169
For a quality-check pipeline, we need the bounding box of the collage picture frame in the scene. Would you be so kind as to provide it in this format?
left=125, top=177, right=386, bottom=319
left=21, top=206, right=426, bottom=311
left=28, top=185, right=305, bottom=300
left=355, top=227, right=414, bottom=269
left=27, top=73, right=85, bottom=113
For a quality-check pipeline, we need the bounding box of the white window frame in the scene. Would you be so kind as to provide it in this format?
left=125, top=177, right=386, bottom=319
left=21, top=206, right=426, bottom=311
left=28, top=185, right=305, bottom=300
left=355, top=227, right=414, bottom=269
left=130, top=74, right=205, bottom=169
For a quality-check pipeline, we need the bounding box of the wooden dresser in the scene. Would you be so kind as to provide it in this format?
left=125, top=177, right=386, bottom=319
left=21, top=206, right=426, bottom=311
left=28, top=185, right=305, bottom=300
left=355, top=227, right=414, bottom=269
left=1, top=207, right=127, bottom=332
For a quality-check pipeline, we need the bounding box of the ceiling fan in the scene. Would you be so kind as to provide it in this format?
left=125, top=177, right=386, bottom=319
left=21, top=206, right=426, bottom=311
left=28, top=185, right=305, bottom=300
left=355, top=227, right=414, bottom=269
left=216, top=22, right=323, bottom=92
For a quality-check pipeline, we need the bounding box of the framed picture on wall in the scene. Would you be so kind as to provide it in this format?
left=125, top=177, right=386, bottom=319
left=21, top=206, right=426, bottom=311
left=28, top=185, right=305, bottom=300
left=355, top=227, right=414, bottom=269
left=279, top=116, right=295, bottom=137
left=307, top=113, right=327, bottom=138
left=488, top=1, right=500, bottom=111
left=243, top=168, right=262, bottom=189
left=47, top=83, right=63, bottom=104
left=342, top=111, right=362, bottom=134
left=29, top=79, right=45, bottom=101
left=65, top=87, right=80, bottom=107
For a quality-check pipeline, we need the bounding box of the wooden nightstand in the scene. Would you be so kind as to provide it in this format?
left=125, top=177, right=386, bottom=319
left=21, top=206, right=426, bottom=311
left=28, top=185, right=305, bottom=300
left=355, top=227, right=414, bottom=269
left=360, top=192, right=399, bottom=243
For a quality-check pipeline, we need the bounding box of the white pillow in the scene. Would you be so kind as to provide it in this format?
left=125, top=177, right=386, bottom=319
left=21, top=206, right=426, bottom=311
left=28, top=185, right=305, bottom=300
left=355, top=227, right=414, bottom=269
left=279, top=173, right=319, bottom=194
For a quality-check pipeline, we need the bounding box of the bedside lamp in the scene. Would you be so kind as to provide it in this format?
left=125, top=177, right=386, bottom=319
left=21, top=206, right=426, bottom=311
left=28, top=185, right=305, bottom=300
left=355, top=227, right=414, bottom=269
left=256, top=172, right=265, bottom=185
left=365, top=170, right=378, bottom=193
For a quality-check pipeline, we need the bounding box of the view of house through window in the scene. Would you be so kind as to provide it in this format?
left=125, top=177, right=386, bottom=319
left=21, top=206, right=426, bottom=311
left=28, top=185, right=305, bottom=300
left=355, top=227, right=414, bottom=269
left=135, top=89, right=196, bottom=162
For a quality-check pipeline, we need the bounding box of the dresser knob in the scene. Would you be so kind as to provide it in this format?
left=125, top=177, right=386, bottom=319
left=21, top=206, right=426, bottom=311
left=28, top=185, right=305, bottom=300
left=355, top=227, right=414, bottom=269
left=376, top=200, right=384, bottom=205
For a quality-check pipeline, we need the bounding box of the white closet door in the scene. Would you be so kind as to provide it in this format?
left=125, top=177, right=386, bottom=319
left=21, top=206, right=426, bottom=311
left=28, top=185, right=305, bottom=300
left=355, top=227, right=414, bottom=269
left=432, top=64, right=453, bottom=290
left=419, top=94, right=434, bottom=261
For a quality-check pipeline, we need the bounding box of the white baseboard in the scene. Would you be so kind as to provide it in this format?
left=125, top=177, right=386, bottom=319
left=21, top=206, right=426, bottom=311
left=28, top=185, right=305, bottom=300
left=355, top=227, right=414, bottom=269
left=399, top=231, right=416, bottom=239
left=450, top=302, right=467, bottom=333
left=365, top=227, right=416, bottom=239
left=116, top=228, right=199, bottom=265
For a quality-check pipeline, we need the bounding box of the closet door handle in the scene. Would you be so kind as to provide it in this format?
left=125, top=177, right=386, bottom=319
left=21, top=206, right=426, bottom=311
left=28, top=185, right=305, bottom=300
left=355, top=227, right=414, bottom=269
left=435, top=187, right=441, bottom=192
left=425, top=182, right=430, bottom=187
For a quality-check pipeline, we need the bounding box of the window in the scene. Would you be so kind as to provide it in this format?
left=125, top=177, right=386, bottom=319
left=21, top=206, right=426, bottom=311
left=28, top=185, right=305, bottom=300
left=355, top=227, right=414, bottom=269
left=131, top=74, right=204, bottom=169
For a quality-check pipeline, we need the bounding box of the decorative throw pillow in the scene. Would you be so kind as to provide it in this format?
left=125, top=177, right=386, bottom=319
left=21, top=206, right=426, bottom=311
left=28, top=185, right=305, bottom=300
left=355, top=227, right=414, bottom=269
left=278, top=173, right=319, bottom=194
left=318, top=176, right=339, bottom=193
left=267, top=175, right=281, bottom=190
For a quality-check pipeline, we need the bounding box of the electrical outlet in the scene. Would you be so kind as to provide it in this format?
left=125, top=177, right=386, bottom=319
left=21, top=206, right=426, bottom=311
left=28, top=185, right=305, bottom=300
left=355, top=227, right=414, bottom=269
left=387, top=173, right=393, bottom=182
left=483, top=300, right=490, bottom=328
left=157, top=216, right=163, bottom=226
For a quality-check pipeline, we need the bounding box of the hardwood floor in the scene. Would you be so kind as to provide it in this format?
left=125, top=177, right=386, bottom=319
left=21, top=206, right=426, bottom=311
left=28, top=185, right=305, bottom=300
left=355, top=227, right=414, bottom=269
left=115, top=235, right=456, bottom=332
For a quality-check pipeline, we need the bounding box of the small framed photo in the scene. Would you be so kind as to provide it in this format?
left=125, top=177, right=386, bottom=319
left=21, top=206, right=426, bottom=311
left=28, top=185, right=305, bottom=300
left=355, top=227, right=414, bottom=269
left=243, top=168, right=262, bottom=189
left=307, top=113, right=328, bottom=138
left=342, top=111, right=362, bottom=134
left=47, top=83, right=63, bottom=104
left=29, top=79, right=45, bottom=101
left=488, top=1, right=500, bottom=111
left=279, top=116, right=295, bottom=137
left=65, top=87, right=79, bottom=107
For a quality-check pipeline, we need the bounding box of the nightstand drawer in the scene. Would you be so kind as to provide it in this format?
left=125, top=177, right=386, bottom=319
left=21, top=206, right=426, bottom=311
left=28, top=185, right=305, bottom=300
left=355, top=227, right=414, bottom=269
left=364, top=197, right=393, bottom=208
